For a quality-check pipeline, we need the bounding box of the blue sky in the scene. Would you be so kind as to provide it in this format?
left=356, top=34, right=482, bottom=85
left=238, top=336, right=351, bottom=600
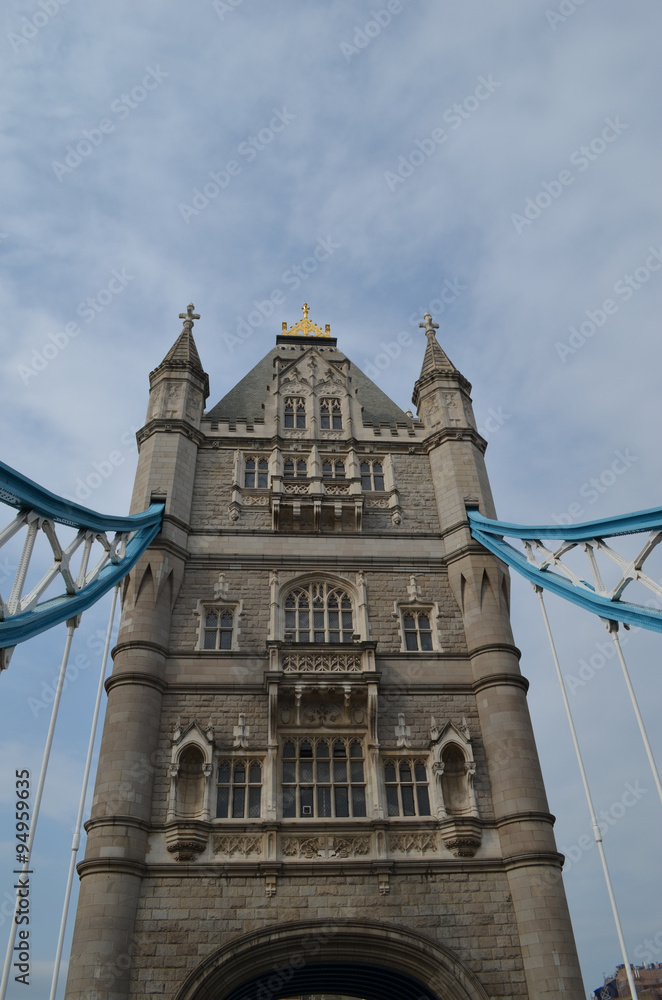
left=1, top=0, right=662, bottom=996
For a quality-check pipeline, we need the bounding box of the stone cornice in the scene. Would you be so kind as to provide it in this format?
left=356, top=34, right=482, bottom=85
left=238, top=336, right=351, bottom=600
left=467, top=642, right=522, bottom=661
left=111, top=640, right=169, bottom=660
left=423, top=426, right=488, bottom=454
left=472, top=672, right=530, bottom=695
left=77, top=857, right=148, bottom=879
left=105, top=670, right=168, bottom=695
left=495, top=811, right=556, bottom=829
left=137, top=419, right=206, bottom=448
left=84, top=815, right=152, bottom=834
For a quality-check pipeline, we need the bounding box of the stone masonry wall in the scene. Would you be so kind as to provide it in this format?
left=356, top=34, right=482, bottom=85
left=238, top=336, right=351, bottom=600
left=127, top=871, right=527, bottom=1000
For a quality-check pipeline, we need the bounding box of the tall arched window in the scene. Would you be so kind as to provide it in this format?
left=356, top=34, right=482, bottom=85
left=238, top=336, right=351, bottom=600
left=284, top=582, right=354, bottom=643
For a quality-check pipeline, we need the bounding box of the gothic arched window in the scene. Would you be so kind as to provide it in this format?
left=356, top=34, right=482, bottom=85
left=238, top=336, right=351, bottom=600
left=203, top=609, right=234, bottom=650
left=402, top=610, right=433, bottom=651
left=322, top=459, right=345, bottom=479
left=360, top=461, right=384, bottom=491
left=320, top=398, right=342, bottom=430
left=284, top=397, right=306, bottom=429
left=216, top=759, right=262, bottom=818
left=384, top=758, right=431, bottom=817
left=283, top=458, right=307, bottom=479
left=284, top=582, right=353, bottom=643
left=282, top=737, right=366, bottom=818
left=244, top=456, right=268, bottom=488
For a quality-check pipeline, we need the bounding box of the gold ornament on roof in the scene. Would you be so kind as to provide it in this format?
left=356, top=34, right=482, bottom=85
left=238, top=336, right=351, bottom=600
left=281, top=303, right=331, bottom=338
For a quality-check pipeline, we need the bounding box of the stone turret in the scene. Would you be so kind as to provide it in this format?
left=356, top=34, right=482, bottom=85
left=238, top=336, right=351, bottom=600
left=414, top=313, right=583, bottom=999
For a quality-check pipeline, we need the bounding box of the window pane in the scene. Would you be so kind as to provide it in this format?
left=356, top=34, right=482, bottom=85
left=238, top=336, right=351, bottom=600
left=204, top=630, right=217, bottom=650
left=329, top=631, right=340, bottom=643
left=373, top=463, right=383, bottom=474
left=419, top=614, right=430, bottom=629
left=205, top=612, right=217, bottom=627
left=314, top=631, right=325, bottom=643
left=336, top=462, right=345, bottom=477
left=361, top=476, right=371, bottom=490
left=285, top=593, right=296, bottom=608
left=384, top=762, right=396, bottom=783
left=283, top=762, right=296, bottom=783
left=284, top=413, right=294, bottom=428
left=403, top=614, right=416, bottom=629
left=333, top=741, right=346, bottom=758
left=323, top=461, right=332, bottom=477
left=352, top=786, right=366, bottom=817
left=349, top=741, right=362, bottom=758
left=258, top=459, right=268, bottom=471
left=244, top=472, right=254, bottom=487
left=249, top=763, right=261, bottom=783
left=399, top=762, right=412, bottom=781
left=232, top=787, right=245, bottom=818
left=297, top=460, right=307, bottom=475
left=283, top=788, right=296, bottom=818
left=342, top=612, right=352, bottom=630
left=332, top=414, right=342, bottom=429
left=218, top=762, right=231, bottom=783
left=420, top=631, right=433, bottom=651
left=299, top=594, right=309, bottom=608
left=350, top=761, right=364, bottom=782
left=334, top=786, right=349, bottom=817
left=296, top=413, right=306, bottom=429
left=374, top=476, right=384, bottom=490
left=283, top=741, right=296, bottom=758
left=317, top=740, right=329, bottom=758
left=220, top=612, right=233, bottom=627
left=341, top=595, right=351, bottom=609
left=334, top=761, right=347, bottom=782
left=245, top=459, right=255, bottom=471
left=300, top=786, right=313, bottom=815
left=416, top=785, right=431, bottom=816
left=220, top=630, right=232, bottom=650
left=285, top=610, right=296, bottom=628
left=284, top=460, right=294, bottom=476
left=234, top=763, right=245, bottom=783
left=360, top=463, right=370, bottom=474
left=300, top=761, right=313, bottom=782
left=317, top=761, right=330, bottom=782
left=405, top=632, right=418, bottom=651
left=257, top=472, right=268, bottom=488
left=386, top=785, right=399, bottom=817
left=248, top=786, right=261, bottom=818
left=216, top=786, right=229, bottom=818
left=317, top=786, right=332, bottom=817
left=414, top=761, right=427, bottom=782
left=328, top=593, right=338, bottom=608
left=300, top=741, right=313, bottom=758
left=321, top=414, right=330, bottom=429
left=328, top=611, right=339, bottom=628
left=401, top=785, right=416, bottom=816
left=313, top=611, right=324, bottom=628
left=299, top=611, right=309, bottom=629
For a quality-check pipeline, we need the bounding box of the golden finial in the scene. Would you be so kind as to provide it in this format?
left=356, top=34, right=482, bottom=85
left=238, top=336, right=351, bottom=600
left=281, top=304, right=330, bottom=338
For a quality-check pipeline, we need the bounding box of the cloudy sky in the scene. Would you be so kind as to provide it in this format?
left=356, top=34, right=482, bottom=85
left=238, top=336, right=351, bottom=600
left=1, top=0, right=662, bottom=996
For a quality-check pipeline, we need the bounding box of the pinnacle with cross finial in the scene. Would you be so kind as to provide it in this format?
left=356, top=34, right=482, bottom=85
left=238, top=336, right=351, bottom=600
left=179, top=303, right=200, bottom=331
left=419, top=312, right=439, bottom=337
left=301, top=302, right=309, bottom=321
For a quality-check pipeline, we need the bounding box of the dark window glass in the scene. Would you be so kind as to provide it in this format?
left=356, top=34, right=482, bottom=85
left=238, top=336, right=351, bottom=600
left=317, top=741, right=329, bottom=758
left=416, top=785, right=431, bottom=816
left=332, top=412, right=342, bottom=430
left=350, top=741, right=362, bottom=758
left=300, top=786, right=313, bottom=815
left=283, top=741, right=296, bottom=758
left=248, top=786, right=261, bottom=818
left=300, top=740, right=313, bottom=758
left=283, top=761, right=296, bottom=783
left=323, top=461, right=333, bottom=477
left=284, top=403, right=294, bottom=428
left=386, top=785, right=399, bottom=817
left=204, top=630, right=217, bottom=650
left=300, top=760, right=313, bottom=782
left=250, top=763, right=261, bottom=783
left=405, top=632, right=418, bottom=651
left=296, top=403, right=306, bottom=428
left=216, top=786, right=229, bottom=818
left=414, top=762, right=427, bottom=782
left=334, top=786, right=349, bottom=817
left=352, top=786, right=366, bottom=816
left=401, top=785, right=416, bottom=816
left=333, top=741, right=346, bottom=758
left=336, top=461, right=345, bottom=478
left=420, top=631, right=433, bottom=651
left=284, top=459, right=294, bottom=477
left=334, top=760, right=347, bottom=782
left=283, top=788, right=296, bottom=818
left=384, top=762, right=396, bottom=783
left=350, top=760, right=364, bottom=782
left=318, top=785, right=332, bottom=817
left=219, top=629, right=232, bottom=650
left=297, top=460, right=307, bottom=478
left=374, top=475, right=385, bottom=490
left=232, top=787, right=245, bottom=818
left=317, top=760, right=330, bottom=782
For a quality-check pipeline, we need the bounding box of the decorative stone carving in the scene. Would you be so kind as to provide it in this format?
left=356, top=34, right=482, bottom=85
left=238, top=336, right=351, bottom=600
left=282, top=651, right=362, bottom=673
left=282, top=837, right=324, bottom=859
left=233, top=713, right=249, bottom=748
left=324, top=484, right=351, bottom=495
left=331, top=836, right=370, bottom=858
left=389, top=833, right=437, bottom=855
left=395, top=713, right=411, bottom=748
left=440, top=817, right=483, bottom=858
left=364, top=498, right=389, bottom=508
left=242, top=495, right=270, bottom=505
left=165, top=821, right=208, bottom=862
left=282, top=835, right=371, bottom=859
left=302, top=701, right=343, bottom=726
left=283, top=483, right=309, bottom=495
left=212, top=835, right=262, bottom=857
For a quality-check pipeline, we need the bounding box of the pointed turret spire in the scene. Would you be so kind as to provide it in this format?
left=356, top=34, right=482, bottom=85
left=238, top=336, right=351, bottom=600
left=417, top=313, right=456, bottom=379
left=150, top=303, right=209, bottom=399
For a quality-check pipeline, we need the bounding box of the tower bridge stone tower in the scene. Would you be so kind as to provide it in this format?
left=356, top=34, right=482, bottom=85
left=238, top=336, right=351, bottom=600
left=65, top=305, right=584, bottom=1000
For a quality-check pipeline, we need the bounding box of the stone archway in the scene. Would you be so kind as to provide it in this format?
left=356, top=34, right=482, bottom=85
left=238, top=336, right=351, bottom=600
left=175, top=920, right=491, bottom=1000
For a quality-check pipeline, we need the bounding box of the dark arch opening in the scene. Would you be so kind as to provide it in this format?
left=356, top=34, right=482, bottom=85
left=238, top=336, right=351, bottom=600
left=223, top=962, right=437, bottom=1000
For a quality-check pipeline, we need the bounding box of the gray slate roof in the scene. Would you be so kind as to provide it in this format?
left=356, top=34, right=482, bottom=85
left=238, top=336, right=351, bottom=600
left=205, top=346, right=415, bottom=428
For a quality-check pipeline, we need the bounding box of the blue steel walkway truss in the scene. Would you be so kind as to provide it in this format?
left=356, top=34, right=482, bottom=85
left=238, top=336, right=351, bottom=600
left=468, top=505, right=662, bottom=632
left=0, top=460, right=163, bottom=667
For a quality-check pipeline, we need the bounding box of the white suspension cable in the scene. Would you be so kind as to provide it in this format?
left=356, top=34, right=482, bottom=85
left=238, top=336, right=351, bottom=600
left=533, top=586, right=639, bottom=1000
left=0, top=619, right=79, bottom=1000
left=48, top=587, right=119, bottom=1000
left=605, top=620, right=662, bottom=807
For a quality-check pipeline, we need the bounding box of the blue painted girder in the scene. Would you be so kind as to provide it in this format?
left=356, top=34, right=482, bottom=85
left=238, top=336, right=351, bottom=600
left=0, top=460, right=163, bottom=649
left=468, top=507, right=662, bottom=633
